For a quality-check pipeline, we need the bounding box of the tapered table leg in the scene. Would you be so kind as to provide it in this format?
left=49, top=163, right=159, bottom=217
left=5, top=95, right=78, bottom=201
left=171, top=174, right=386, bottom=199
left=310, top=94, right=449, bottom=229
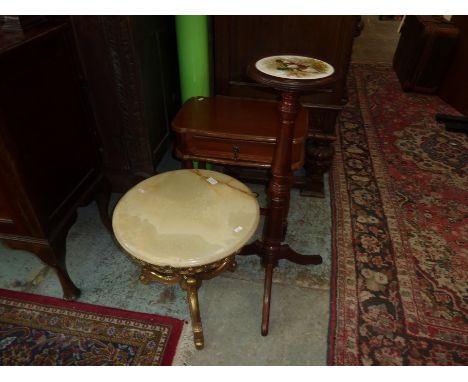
left=261, top=261, right=274, bottom=336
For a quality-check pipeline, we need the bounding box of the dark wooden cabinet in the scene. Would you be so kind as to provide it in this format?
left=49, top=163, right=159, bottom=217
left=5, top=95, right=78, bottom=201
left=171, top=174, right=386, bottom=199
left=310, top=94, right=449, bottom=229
left=70, top=16, right=181, bottom=192
left=393, top=16, right=459, bottom=94
left=439, top=16, right=468, bottom=115
left=211, top=16, right=358, bottom=196
left=0, top=21, right=109, bottom=300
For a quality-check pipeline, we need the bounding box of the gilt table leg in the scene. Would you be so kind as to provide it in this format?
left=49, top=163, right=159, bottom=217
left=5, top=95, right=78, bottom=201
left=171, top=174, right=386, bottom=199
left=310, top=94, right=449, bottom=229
left=181, top=277, right=204, bottom=350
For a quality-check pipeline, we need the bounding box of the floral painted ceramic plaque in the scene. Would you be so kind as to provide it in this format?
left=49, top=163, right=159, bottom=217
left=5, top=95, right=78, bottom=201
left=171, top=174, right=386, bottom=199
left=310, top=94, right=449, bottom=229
left=255, top=55, right=334, bottom=80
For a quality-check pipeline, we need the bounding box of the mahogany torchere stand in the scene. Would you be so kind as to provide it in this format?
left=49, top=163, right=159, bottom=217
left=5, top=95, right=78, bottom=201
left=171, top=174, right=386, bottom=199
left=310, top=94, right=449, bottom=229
left=239, top=55, right=338, bottom=335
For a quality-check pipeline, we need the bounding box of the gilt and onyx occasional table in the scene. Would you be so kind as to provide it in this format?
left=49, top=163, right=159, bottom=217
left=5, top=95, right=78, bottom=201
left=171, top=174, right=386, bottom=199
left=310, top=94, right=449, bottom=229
left=112, top=169, right=260, bottom=349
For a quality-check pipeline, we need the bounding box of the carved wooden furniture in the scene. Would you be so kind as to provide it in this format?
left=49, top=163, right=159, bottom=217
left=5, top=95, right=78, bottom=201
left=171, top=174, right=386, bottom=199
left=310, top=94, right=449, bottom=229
left=112, top=169, right=259, bottom=349
left=172, top=96, right=308, bottom=172
left=212, top=16, right=358, bottom=196
left=439, top=15, right=468, bottom=116
left=238, top=55, right=338, bottom=335
left=70, top=16, right=181, bottom=192
left=393, top=16, right=459, bottom=94
left=0, top=21, right=111, bottom=300
left=437, top=16, right=468, bottom=136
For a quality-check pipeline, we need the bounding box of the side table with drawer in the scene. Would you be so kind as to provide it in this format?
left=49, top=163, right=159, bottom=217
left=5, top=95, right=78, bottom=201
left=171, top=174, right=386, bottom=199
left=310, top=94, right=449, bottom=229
left=172, top=95, right=308, bottom=172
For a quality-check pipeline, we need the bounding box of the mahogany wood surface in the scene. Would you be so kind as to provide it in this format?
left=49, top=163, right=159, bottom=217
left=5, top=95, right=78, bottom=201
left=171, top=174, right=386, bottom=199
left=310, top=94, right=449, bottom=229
left=237, top=61, right=336, bottom=335
left=172, top=96, right=308, bottom=170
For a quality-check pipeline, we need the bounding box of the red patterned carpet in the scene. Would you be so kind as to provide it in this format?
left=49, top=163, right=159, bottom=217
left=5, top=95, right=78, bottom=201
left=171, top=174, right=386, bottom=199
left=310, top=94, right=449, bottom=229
left=0, top=288, right=185, bottom=365
left=328, top=64, right=468, bottom=365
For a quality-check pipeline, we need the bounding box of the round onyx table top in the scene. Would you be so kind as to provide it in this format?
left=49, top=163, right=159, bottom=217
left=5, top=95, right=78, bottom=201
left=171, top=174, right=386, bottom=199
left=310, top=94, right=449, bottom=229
left=112, top=169, right=260, bottom=268
left=255, top=55, right=334, bottom=80
left=248, top=55, right=337, bottom=92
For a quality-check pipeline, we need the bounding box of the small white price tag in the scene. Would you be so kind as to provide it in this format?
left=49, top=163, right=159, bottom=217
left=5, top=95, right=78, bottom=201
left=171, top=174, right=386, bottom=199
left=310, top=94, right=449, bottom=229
left=207, top=177, right=218, bottom=185
left=233, top=226, right=243, bottom=233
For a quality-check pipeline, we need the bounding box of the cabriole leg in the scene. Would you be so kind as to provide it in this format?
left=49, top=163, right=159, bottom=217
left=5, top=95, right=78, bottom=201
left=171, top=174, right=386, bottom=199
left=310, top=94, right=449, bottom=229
left=181, top=277, right=204, bottom=350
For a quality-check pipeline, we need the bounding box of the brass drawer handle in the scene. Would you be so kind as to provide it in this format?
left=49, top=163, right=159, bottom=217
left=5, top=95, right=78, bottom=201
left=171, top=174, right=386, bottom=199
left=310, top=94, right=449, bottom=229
left=232, top=145, right=240, bottom=160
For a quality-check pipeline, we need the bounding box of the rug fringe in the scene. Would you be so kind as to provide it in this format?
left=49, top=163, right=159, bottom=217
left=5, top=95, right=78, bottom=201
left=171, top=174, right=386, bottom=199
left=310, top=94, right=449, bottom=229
left=172, top=321, right=195, bottom=366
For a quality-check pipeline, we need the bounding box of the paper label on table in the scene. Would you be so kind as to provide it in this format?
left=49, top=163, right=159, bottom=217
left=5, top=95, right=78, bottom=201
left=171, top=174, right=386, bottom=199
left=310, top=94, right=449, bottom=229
left=207, top=177, right=218, bottom=185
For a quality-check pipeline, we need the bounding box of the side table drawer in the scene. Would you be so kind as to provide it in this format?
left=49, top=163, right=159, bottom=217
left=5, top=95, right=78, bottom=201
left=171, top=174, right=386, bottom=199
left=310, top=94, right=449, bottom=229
left=172, top=96, right=308, bottom=170
left=175, top=133, right=305, bottom=170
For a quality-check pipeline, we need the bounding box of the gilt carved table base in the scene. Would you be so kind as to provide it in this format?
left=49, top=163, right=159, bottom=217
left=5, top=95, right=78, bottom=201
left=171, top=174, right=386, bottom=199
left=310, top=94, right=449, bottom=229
left=137, top=255, right=237, bottom=350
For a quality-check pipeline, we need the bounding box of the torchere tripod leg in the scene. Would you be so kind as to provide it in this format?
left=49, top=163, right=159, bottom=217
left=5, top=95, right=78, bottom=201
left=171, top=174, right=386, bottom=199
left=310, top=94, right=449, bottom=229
left=279, top=244, right=322, bottom=265
left=259, top=245, right=321, bottom=336
left=239, top=240, right=263, bottom=258
left=261, top=260, right=274, bottom=336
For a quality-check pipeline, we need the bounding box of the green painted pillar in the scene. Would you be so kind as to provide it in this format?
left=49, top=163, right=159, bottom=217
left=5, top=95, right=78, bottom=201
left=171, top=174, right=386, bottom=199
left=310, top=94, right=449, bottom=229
left=175, top=15, right=210, bottom=103
left=176, top=15, right=212, bottom=169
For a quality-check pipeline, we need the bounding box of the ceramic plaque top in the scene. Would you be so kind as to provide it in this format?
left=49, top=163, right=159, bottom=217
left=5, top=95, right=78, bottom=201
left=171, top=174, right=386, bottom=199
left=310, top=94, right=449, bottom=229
left=255, top=55, right=334, bottom=80
left=112, top=169, right=260, bottom=268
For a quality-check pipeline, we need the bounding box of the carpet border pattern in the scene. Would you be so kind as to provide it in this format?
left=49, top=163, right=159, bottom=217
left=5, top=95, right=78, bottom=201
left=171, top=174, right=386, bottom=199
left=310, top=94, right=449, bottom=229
left=0, top=288, right=184, bottom=365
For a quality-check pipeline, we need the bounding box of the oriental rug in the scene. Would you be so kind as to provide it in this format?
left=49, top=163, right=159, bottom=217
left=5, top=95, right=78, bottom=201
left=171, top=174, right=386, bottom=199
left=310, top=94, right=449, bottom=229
left=0, top=288, right=187, bottom=365
left=328, top=63, right=468, bottom=365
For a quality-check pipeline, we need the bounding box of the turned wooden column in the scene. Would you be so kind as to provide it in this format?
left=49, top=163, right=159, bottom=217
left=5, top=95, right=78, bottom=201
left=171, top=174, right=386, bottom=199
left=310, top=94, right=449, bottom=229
left=263, top=91, right=299, bottom=245
left=240, top=55, right=338, bottom=335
